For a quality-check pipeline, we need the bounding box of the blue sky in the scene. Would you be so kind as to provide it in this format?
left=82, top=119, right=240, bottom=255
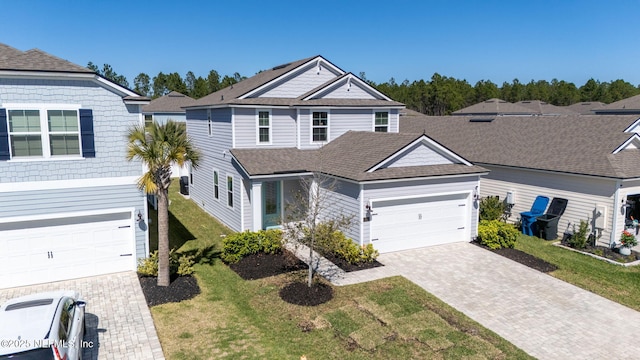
left=3, top=0, right=640, bottom=87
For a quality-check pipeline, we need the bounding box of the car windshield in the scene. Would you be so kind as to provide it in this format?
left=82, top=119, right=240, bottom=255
left=0, top=347, right=54, bottom=360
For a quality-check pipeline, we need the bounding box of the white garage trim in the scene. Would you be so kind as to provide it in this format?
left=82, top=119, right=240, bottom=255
left=0, top=207, right=136, bottom=224
left=369, top=191, right=472, bottom=253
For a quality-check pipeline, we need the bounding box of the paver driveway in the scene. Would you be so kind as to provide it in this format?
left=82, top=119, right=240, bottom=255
left=336, top=242, right=640, bottom=360
left=0, top=271, right=164, bottom=360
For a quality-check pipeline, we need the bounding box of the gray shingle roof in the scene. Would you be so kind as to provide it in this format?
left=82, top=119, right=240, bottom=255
left=566, top=101, right=605, bottom=114
left=0, top=43, right=92, bottom=73
left=452, top=98, right=535, bottom=115
left=515, top=100, right=578, bottom=115
left=399, top=111, right=640, bottom=178
left=595, top=94, right=640, bottom=113
left=142, top=91, right=196, bottom=113
left=231, top=131, right=486, bottom=181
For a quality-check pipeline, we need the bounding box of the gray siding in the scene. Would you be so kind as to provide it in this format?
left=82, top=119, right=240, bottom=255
left=0, top=184, right=147, bottom=259
left=383, top=142, right=454, bottom=168
left=234, top=108, right=297, bottom=148
left=316, top=81, right=378, bottom=99
left=0, top=78, right=142, bottom=183
left=256, top=63, right=339, bottom=98
left=363, top=177, right=480, bottom=244
left=187, top=107, right=242, bottom=231
left=152, top=113, right=186, bottom=125
left=480, top=166, right=616, bottom=245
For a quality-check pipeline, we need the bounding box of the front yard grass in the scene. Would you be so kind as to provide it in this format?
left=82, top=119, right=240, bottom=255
left=148, top=183, right=532, bottom=359
left=515, top=235, right=640, bottom=311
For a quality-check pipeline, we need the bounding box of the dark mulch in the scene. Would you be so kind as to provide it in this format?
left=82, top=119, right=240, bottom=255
left=228, top=250, right=308, bottom=280
left=559, top=241, right=640, bottom=263
left=279, top=281, right=334, bottom=306
left=138, top=274, right=201, bottom=307
left=473, top=241, right=558, bottom=273
left=318, top=250, right=384, bottom=272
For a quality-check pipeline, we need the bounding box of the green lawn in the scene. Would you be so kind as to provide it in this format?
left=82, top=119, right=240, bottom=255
left=515, top=235, right=640, bottom=311
left=147, top=183, right=532, bottom=360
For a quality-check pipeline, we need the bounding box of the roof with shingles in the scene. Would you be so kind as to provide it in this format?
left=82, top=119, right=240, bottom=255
left=0, top=43, right=92, bottom=73
left=399, top=111, right=640, bottom=179
left=595, top=94, right=640, bottom=113
left=566, top=101, right=605, bottom=114
left=515, top=100, right=578, bottom=115
left=452, top=98, right=535, bottom=115
left=231, top=131, right=486, bottom=181
left=142, top=91, right=196, bottom=113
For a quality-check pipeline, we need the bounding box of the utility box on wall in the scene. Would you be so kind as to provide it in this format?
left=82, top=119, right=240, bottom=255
left=506, top=191, right=515, bottom=205
left=594, top=205, right=606, bottom=229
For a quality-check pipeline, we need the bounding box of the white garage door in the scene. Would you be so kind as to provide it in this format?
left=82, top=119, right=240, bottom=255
left=370, top=193, right=470, bottom=253
left=0, top=212, right=136, bottom=289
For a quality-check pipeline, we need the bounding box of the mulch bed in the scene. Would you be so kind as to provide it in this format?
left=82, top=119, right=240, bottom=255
left=279, top=281, right=334, bottom=306
left=138, top=274, right=201, bottom=307
left=228, top=250, right=308, bottom=280
left=473, top=241, right=558, bottom=273
left=559, top=241, right=640, bottom=263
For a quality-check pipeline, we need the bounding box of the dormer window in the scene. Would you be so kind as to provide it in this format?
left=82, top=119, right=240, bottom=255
left=312, top=111, right=328, bottom=142
left=374, top=111, right=389, bottom=132
left=257, top=110, right=271, bottom=144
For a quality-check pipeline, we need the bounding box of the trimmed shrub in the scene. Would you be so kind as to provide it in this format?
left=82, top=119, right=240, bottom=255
left=477, top=220, right=519, bottom=249
left=307, top=223, right=379, bottom=265
left=137, top=249, right=196, bottom=277
left=479, top=196, right=505, bottom=221
left=221, top=229, right=283, bottom=263
left=568, top=220, right=589, bottom=249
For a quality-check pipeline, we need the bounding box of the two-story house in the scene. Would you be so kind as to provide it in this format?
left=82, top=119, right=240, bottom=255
left=185, top=56, right=487, bottom=253
left=0, top=43, right=150, bottom=289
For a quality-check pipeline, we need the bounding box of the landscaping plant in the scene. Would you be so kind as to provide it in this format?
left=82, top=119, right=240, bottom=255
left=137, top=249, right=196, bottom=277
left=479, top=196, right=505, bottom=221
left=620, top=230, right=638, bottom=248
left=221, top=229, right=283, bottom=263
left=568, top=220, right=589, bottom=249
left=477, top=219, right=519, bottom=249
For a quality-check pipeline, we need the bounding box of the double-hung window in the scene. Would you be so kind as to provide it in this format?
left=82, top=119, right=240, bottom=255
left=7, top=107, right=81, bottom=158
left=227, top=175, right=234, bottom=208
left=213, top=170, right=219, bottom=200
left=374, top=111, right=389, bottom=132
left=312, top=111, right=328, bottom=142
left=258, top=110, right=270, bottom=144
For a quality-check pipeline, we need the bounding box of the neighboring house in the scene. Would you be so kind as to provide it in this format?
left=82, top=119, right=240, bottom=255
left=401, top=111, right=640, bottom=247
left=0, top=43, right=150, bottom=289
left=566, top=101, right=605, bottom=115
left=142, top=91, right=196, bottom=178
left=185, top=56, right=487, bottom=253
left=452, top=98, right=536, bottom=116
left=514, top=100, right=578, bottom=115
left=593, top=94, right=640, bottom=115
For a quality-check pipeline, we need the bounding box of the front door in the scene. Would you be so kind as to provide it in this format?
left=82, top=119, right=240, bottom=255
left=262, top=181, right=281, bottom=229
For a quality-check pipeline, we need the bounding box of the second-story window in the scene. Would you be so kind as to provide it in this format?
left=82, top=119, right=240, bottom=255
left=258, top=110, right=270, bottom=143
left=207, top=110, right=212, bottom=137
left=8, top=108, right=81, bottom=158
left=374, top=111, right=389, bottom=132
left=312, top=111, right=328, bottom=142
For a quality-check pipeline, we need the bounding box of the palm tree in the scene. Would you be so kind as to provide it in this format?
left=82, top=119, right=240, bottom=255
left=127, top=120, right=201, bottom=286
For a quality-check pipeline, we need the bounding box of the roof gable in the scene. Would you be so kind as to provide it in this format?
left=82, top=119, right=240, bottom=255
left=370, top=136, right=470, bottom=172
left=142, top=91, right=196, bottom=113
left=301, top=73, right=391, bottom=101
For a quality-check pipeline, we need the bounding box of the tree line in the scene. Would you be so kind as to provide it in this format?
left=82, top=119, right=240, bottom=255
left=89, top=62, right=640, bottom=115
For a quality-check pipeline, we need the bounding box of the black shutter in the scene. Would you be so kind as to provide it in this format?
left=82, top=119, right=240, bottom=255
left=79, top=109, right=95, bottom=158
left=0, top=109, right=9, bottom=160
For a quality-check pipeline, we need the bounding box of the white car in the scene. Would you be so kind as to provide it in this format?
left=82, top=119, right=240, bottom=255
left=0, top=290, right=87, bottom=360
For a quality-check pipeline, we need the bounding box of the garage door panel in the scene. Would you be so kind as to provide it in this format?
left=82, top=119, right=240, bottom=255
left=371, top=193, right=470, bottom=253
left=0, top=215, right=135, bottom=289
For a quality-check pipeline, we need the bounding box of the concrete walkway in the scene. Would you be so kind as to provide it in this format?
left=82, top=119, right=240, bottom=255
left=0, top=272, right=164, bottom=360
left=292, top=242, right=640, bottom=360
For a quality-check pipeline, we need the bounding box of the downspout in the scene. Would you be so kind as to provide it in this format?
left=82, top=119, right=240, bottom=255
left=610, top=180, right=622, bottom=246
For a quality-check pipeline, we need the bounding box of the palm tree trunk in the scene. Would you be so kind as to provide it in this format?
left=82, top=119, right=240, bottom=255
left=157, top=189, right=170, bottom=287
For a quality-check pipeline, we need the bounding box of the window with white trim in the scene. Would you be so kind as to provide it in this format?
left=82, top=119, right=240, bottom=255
left=8, top=108, right=81, bottom=158
left=312, top=111, right=328, bottom=142
left=144, top=114, right=153, bottom=129
left=207, top=110, right=213, bottom=137
left=257, top=110, right=270, bottom=143
left=227, top=175, right=234, bottom=208
left=213, top=170, right=219, bottom=200
left=374, top=112, right=389, bottom=132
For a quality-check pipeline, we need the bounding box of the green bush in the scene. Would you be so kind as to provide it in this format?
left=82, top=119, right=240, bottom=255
left=137, top=249, right=196, bottom=277
left=307, top=223, right=379, bottom=265
left=360, top=243, right=379, bottom=263
left=221, top=229, right=283, bottom=263
left=568, top=220, right=589, bottom=249
left=477, top=220, right=519, bottom=249
left=479, top=196, right=505, bottom=221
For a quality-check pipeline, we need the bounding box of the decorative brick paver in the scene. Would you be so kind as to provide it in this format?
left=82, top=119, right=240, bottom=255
left=0, top=272, right=164, bottom=360
left=322, top=242, right=640, bottom=360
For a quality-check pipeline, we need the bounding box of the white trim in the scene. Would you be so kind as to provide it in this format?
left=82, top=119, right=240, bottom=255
left=372, top=109, right=390, bottom=133
left=611, top=181, right=622, bottom=245
left=368, top=135, right=473, bottom=172
left=0, top=207, right=134, bottom=224
left=240, top=178, right=245, bottom=230
left=354, top=172, right=488, bottom=185
left=256, top=109, right=272, bottom=145
left=251, top=181, right=262, bottom=231
left=94, top=76, right=140, bottom=97
left=296, top=108, right=301, bottom=149
left=622, top=117, right=640, bottom=133
left=2, top=103, right=82, bottom=109
left=0, top=176, right=140, bottom=193
left=359, top=183, right=364, bottom=246
left=247, top=172, right=315, bottom=180
left=310, top=110, right=330, bottom=143
left=231, top=107, right=236, bottom=148
left=371, top=190, right=472, bottom=205
left=239, top=56, right=345, bottom=99
left=612, top=134, right=640, bottom=154
left=301, top=73, right=392, bottom=101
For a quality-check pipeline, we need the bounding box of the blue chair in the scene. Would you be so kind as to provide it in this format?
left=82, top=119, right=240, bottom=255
left=520, top=196, right=550, bottom=236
